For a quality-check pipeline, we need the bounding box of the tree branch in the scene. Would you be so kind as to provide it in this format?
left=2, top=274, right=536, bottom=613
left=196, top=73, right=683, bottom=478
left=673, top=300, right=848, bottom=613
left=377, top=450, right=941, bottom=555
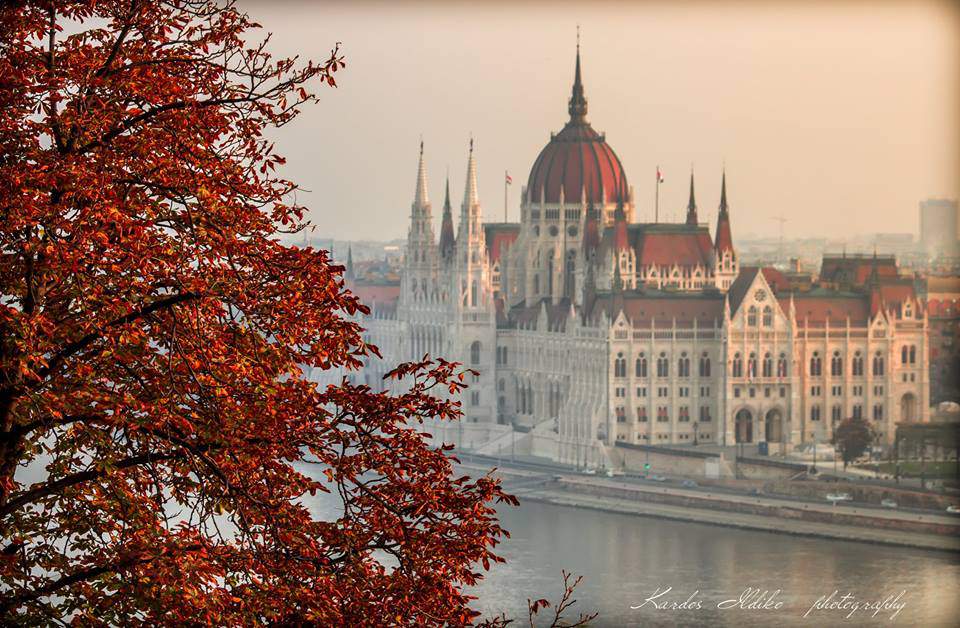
left=37, top=291, right=201, bottom=381
left=0, top=450, right=185, bottom=518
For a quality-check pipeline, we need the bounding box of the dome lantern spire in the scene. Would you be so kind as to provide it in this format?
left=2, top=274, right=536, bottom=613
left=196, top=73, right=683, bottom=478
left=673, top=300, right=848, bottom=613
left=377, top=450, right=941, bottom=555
left=568, top=28, right=588, bottom=123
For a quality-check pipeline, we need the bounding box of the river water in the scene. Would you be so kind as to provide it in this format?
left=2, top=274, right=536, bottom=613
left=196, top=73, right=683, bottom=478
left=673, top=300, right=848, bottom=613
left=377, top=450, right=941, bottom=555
left=296, top=464, right=959, bottom=627
left=469, top=499, right=960, bottom=627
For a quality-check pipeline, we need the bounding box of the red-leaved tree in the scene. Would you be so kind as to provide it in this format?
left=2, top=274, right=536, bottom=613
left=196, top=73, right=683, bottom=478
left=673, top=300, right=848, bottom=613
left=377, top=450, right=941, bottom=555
left=0, top=2, right=521, bottom=624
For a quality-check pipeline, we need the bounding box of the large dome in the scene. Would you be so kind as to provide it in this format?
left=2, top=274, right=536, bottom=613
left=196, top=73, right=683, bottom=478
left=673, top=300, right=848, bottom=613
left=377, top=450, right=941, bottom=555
left=526, top=47, right=628, bottom=206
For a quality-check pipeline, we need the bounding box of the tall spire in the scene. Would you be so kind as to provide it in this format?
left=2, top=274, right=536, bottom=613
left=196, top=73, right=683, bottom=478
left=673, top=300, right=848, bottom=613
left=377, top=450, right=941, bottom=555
left=458, top=137, right=483, bottom=245
left=718, top=168, right=729, bottom=216
left=439, top=174, right=455, bottom=260
left=345, top=245, right=355, bottom=281
left=443, top=174, right=452, bottom=212
left=568, top=29, right=588, bottom=123
left=714, top=168, right=733, bottom=253
left=686, top=168, right=698, bottom=225
left=414, top=139, right=429, bottom=208
left=463, top=137, right=479, bottom=208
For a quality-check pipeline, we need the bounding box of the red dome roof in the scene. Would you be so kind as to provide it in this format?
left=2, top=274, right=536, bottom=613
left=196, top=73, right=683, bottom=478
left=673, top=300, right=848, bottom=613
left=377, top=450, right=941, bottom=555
left=526, top=47, right=628, bottom=205
left=527, top=123, right=628, bottom=205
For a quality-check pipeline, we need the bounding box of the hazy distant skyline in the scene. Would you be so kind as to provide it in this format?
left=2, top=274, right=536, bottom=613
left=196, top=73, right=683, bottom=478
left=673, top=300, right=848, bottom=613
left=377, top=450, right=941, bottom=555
left=250, top=1, right=959, bottom=241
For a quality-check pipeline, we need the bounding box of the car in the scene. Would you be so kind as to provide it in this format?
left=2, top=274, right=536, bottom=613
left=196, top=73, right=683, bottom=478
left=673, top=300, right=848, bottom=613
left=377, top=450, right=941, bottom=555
left=681, top=479, right=699, bottom=488
left=581, top=468, right=597, bottom=476
left=649, top=475, right=667, bottom=482
left=826, top=492, right=853, bottom=503
left=880, top=499, right=898, bottom=509
left=947, top=505, right=960, bottom=514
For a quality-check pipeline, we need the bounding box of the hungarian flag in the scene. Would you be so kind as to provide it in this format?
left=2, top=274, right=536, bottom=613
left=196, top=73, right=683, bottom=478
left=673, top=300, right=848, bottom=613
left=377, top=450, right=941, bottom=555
left=656, top=166, right=664, bottom=183
left=505, top=171, right=513, bottom=185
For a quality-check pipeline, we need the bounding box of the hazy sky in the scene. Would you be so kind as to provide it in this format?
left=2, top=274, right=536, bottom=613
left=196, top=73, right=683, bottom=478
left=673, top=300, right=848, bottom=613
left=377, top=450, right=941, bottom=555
left=248, top=1, right=959, bottom=241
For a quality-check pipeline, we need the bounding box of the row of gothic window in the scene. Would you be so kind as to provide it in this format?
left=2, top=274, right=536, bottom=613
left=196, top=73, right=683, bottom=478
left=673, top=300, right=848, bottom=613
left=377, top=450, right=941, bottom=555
left=614, top=352, right=711, bottom=379
left=808, top=348, right=912, bottom=377
left=732, top=353, right=789, bottom=378
left=617, top=406, right=712, bottom=423
left=809, top=404, right=884, bottom=422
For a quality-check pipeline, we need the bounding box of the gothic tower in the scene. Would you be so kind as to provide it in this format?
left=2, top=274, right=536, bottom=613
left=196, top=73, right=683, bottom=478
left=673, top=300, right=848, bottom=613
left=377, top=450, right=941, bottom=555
left=713, top=169, right=738, bottom=291
left=402, top=141, right=438, bottom=303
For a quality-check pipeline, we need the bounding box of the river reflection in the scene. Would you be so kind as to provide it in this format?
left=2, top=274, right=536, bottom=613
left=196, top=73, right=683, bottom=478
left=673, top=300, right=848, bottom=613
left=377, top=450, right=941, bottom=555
left=469, top=499, right=960, bottom=627
left=295, top=465, right=959, bottom=627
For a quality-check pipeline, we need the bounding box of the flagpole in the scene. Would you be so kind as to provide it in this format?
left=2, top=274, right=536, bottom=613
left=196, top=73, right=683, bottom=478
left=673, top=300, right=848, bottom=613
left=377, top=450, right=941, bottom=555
left=655, top=165, right=660, bottom=223
left=504, top=170, right=508, bottom=222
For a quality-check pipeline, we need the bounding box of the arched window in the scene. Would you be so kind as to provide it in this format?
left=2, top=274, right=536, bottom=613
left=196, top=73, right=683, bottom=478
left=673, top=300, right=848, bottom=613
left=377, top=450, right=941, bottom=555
left=909, top=345, right=916, bottom=365
left=777, top=353, right=788, bottom=377
left=901, top=345, right=908, bottom=365
left=831, top=351, right=843, bottom=377
left=747, top=352, right=757, bottom=378
left=762, top=306, right=773, bottom=327
left=852, top=351, right=863, bottom=376
left=471, top=280, right=478, bottom=307
left=732, top=353, right=743, bottom=378
left=614, top=352, right=627, bottom=378
left=810, top=352, right=822, bottom=376
left=502, top=346, right=508, bottom=365
left=762, top=352, right=773, bottom=378
left=873, top=352, right=885, bottom=376
left=635, top=353, right=648, bottom=378
left=699, top=352, right=711, bottom=378
left=852, top=404, right=863, bottom=420
left=678, top=352, right=690, bottom=378
left=470, top=341, right=481, bottom=366
left=811, top=405, right=821, bottom=421
left=747, top=306, right=757, bottom=326
left=831, top=405, right=842, bottom=423
left=657, top=352, right=669, bottom=378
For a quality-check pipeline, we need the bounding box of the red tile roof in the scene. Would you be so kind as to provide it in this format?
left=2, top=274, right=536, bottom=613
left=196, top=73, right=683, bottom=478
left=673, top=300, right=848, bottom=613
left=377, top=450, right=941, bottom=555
left=820, top=255, right=898, bottom=285
left=592, top=293, right=725, bottom=327
left=636, top=230, right=714, bottom=268
left=349, top=283, right=400, bottom=307
left=786, top=293, right=871, bottom=325
left=714, top=213, right=733, bottom=254
left=483, top=223, right=520, bottom=263
left=759, top=267, right=789, bottom=292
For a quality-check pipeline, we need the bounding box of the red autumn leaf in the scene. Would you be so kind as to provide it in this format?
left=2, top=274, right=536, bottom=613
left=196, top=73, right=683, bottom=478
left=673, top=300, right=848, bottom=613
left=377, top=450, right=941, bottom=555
left=0, top=2, right=514, bottom=625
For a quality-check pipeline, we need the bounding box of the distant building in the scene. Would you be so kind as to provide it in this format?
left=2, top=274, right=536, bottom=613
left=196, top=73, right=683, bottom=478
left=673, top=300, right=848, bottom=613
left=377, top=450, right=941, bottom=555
left=924, top=276, right=960, bottom=404
left=919, top=198, right=959, bottom=260
left=323, top=46, right=931, bottom=468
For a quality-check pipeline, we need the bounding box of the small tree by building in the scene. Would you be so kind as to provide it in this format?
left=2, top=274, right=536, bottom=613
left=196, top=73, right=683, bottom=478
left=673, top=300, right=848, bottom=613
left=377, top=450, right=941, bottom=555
left=831, top=417, right=876, bottom=469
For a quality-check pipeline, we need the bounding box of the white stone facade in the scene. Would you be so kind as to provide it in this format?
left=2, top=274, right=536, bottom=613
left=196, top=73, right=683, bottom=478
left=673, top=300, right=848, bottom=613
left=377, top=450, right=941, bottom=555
left=325, top=53, right=929, bottom=467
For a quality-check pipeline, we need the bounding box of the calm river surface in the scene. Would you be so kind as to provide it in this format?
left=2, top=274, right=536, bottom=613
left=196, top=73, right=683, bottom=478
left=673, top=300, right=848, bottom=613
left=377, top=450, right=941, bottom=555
left=297, top=466, right=959, bottom=627
left=470, top=499, right=960, bottom=627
